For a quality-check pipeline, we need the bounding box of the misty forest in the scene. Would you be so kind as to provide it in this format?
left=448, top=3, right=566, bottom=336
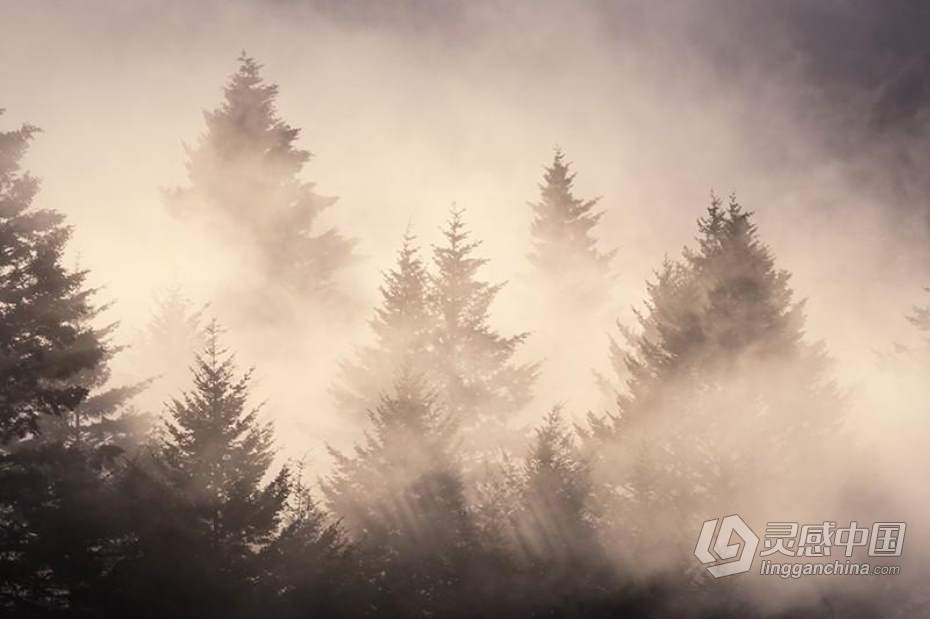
left=2, top=2, right=930, bottom=618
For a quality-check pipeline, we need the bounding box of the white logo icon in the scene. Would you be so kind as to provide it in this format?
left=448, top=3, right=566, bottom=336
left=694, top=514, right=759, bottom=578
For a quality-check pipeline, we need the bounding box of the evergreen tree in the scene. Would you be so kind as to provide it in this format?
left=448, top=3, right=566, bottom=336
left=169, top=54, right=355, bottom=298
left=529, top=149, right=614, bottom=281
left=514, top=408, right=614, bottom=608
left=428, top=207, right=538, bottom=449
left=257, top=461, right=366, bottom=618
left=158, top=320, right=289, bottom=564
left=606, top=195, right=838, bottom=439
left=516, top=408, right=599, bottom=563
left=0, top=114, right=109, bottom=442
left=0, top=114, right=139, bottom=616
left=323, top=373, right=490, bottom=617
left=100, top=322, right=300, bottom=618
left=591, top=194, right=841, bottom=561
left=333, top=229, right=432, bottom=417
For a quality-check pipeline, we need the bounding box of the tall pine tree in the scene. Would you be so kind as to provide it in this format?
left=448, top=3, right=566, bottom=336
left=169, top=54, right=355, bottom=299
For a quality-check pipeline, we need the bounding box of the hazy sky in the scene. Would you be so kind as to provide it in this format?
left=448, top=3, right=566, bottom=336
left=2, top=0, right=929, bottom=459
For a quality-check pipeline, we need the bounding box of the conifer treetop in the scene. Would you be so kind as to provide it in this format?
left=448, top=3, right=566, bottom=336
left=529, top=149, right=615, bottom=275
left=161, top=319, right=275, bottom=498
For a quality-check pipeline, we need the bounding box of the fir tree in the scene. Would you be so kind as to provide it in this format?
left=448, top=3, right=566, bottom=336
left=608, top=195, right=837, bottom=435
left=101, top=322, right=293, bottom=618
left=333, top=229, right=432, bottom=417
left=428, top=207, right=538, bottom=447
left=323, top=373, right=485, bottom=617
left=169, top=54, right=355, bottom=298
left=0, top=114, right=110, bottom=442
left=158, top=320, right=289, bottom=561
left=592, top=194, right=842, bottom=560
left=516, top=408, right=599, bottom=562
left=0, top=114, right=138, bottom=615
left=514, top=408, right=613, bottom=606
left=257, top=461, right=365, bottom=618
left=529, top=149, right=614, bottom=280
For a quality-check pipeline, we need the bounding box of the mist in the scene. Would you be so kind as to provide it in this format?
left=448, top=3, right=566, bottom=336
left=1, top=1, right=928, bottom=616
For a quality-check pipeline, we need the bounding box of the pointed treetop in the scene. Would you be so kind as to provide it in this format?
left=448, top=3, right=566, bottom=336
left=529, top=148, right=614, bottom=277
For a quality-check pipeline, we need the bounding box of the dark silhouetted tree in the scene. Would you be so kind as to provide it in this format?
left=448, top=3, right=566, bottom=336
left=169, top=54, right=355, bottom=299
left=104, top=328, right=357, bottom=618
left=159, top=320, right=289, bottom=563
left=0, top=114, right=139, bottom=616
left=257, top=461, right=366, bottom=618
left=0, top=115, right=110, bottom=442
left=0, top=443, right=135, bottom=616
left=104, top=321, right=293, bottom=617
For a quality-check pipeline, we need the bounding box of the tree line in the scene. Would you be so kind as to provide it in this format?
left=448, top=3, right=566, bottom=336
left=1, top=56, right=923, bottom=618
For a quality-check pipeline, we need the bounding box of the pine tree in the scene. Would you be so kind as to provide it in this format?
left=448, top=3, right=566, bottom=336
left=428, top=207, right=538, bottom=449
left=591, top=194, right=841, bottom=560
left=0, top=114, right=138, bottom=615
left=516, top=408, right=598, bottom=561
left=513, top=408, right=613, bottom=606
left=607, top=195, right=837, bottom=434
left=0, top=114, right=110, bottom=442
left=323, top=373, right=485, bottom=617
left=257, top=461, right=365, bottom=618
left=529, top=149, right=614, bottom=281
left=169, top=54, right=355, bottom=298
left=333, top=229, right=432, bottom=417
left=158, top=320, right=289, bottom=562
left=101, top=322, right=293, bottom=617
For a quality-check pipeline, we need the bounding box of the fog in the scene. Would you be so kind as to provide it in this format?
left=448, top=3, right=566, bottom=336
left=2, top=1, right=928, bottom=615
